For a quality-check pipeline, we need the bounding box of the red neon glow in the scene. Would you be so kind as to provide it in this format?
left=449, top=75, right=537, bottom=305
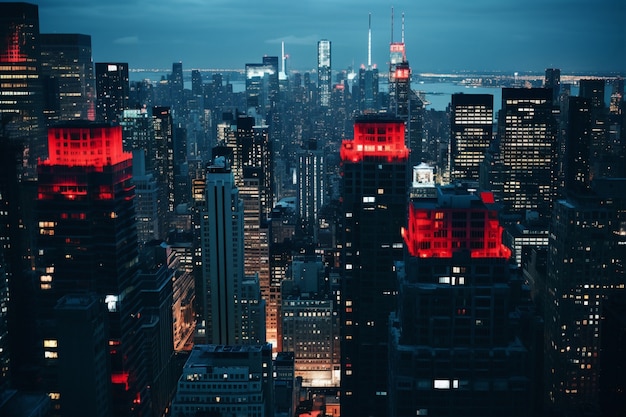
left=1, top=26, right=28, bottom=63
left=111, top=372, right=130, bottom=391
left=394, top=68, right=410, bottom=80
left=480, top=192, right=495, bottom=204
left=403, top=204, right=512, bottom=260
left=340, top=119, right=409, bottom=163
left=42, top=125, right=131, bottom=168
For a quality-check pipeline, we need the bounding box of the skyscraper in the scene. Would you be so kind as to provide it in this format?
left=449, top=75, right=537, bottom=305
left=0, top=2, right=45, bottom=176
left=498, top=88, right=557, bottom=220
left=317, top=39, right=332, bottom=108
left=40, top=33, right=94, bottom=122
left=544, top=68, right=561, bottom=105
left=200, top=157, right=244, bottom=345
left=389, top=183, right=533, bottom=416
left=340, top=115, right=409, bottom=416
left=95, top=62, right=129, bottom=123
left=297, top=139, right=325, bottom=236
left=35, top=122, right=142, bottom=414
left=544, top=179, right=626, bottom=414
left=357, top=14, right=379, bottom=114
left=450, top=93, right=493, bottom=182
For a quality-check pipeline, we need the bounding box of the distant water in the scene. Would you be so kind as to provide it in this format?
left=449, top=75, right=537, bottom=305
left=413, top=82, right=503, bottom=113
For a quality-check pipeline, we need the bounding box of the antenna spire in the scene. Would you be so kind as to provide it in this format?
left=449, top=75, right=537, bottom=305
left=401, top=12, right=405, bottom=44
left=368, top=13, right=372, bottom=67
left=391, top=7, right=394, bottom=44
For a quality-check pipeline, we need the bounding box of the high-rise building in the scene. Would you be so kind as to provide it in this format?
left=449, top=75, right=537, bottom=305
left=35, top=122, right=142, bottom=415
left=200, top=157, right=244, bottom=345
left=170, top=61, right=184, bottom=117
left=544, top=68, right=561, bottom=105
left=95, top=62, right=129, bottom=123
left=40, top=33, right=94, bottom=122
left=450, top=93, right=493, bottom=182
left=297, top=139, right=325, bottom=236
left=498, top=88, right=557, bottom=220
left=153, top=106, right=175, bottom=225
left=389, top=183, right=534, bottom=416
left=0, top=2, right=45, bottom=176
left=544, top=179, right=626, bottom=414
left=317, top=39, right=332, bottom=108
left=357, top=14, right=379, bottom=114
left=564, top=96, right=593, bottom=194
left=339, top=115, right=409, bottom=416
left=171, top=344, right=274, bottom=417
left=245, top=58, right=279, bottom=117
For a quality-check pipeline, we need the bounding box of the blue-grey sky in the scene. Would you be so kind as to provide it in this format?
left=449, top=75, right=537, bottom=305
left=33, top=0, right=625, bottom=74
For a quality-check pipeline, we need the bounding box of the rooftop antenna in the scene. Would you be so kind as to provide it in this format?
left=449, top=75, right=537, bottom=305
left=391, top=6, right=394, bottom=44
left=281, top=41, right=285, bottom=73
left=368, top=13, right=372, bottom=67
left=401, top=12, right=405, bottom=44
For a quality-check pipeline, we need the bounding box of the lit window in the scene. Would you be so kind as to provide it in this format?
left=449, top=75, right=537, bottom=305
left=43, top=339, right=57, bottom=348
left=434, top=379, right=450, bottom=389
left=44, top=351, right=58, bottom=359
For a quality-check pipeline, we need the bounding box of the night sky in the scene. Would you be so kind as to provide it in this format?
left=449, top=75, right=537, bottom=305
left=32, top=0, right=625, bottom=73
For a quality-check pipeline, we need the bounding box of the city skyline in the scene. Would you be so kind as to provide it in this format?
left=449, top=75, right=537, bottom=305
left=31, top=0, right=625, bottom=73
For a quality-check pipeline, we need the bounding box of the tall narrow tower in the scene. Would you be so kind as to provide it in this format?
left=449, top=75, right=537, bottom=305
left=317, top=39, right=332, bottom=108
left=200, top=157, right=244, bottom=345
left=95, top=62, right=129, bottom=123
left=358, top=14, right=379, bottom=113
left=340, top=115, right=409, bottom=416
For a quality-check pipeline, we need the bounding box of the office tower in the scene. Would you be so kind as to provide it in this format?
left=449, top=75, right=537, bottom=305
left=136, top=242, right=179, bottom=416
left=54, top=294, right=110, bottom=417
left=564, top=97, right=593, bottom=193
left=544, top=68, right=561, bottom=105
left=388, top=9, right=406, bottom=115
left=245, top=57, right=279, bottom=117
left=544, top=179, right=626, bottom=414
left=191, top=69, right=203, bottom=97
left=0, top=2, right=45, bottom=176
left=281, top=255, right=340, bottom=387
left=389, top=184, right=533, bottom=416
left=340, top=115, right=409, bottom=416
left=171, top=344, right=274, bottom=417
left=498, top=88, right=557, bottom=220
left=450, top=94, right=494, bottom=182
left=95, top=62, right=129, bottom=123
left=36, top=122, right=142, bottom=415
left=153, top=106, right=175, bottom=223
left=579, top=79, right=611, bottom=178
left=200, top=157, right=244, bottom=345
left=318, top=39, right=332, bottom=108
left=241, top=275, right=266, bottom=345
left=297, top=139, right=325, bottom=236
left=40, top=33, right=94, bottom=122
left=358, top=14, right=379, bottom=114
left=171, top=61, right=184, bottom=109
left=132, top=149, right=160, bottom=246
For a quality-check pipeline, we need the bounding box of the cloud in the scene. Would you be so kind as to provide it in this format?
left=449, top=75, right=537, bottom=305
left=114, top=36, right=140, bottom=45
left=265, top=35, right=320, bottom=46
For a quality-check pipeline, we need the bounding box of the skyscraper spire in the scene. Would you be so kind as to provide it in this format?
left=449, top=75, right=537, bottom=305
left=368, top=13, right=372, bottom=68
left=391, top=6, right=394, bottom=44
left=402, top=12, right=405, bottom=44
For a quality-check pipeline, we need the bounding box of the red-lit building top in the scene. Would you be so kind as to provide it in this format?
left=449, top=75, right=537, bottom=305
left=340, top=117, right=409, bottom=163
left=402, top=187, right=511, bottom=259
left=42, top=123, right=130, bottom=168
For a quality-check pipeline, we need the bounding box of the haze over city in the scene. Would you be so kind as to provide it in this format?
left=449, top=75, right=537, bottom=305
left=33, top=0, right=626, bottom=73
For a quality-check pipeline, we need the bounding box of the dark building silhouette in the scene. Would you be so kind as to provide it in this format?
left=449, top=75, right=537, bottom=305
left=95, top=62, right=129, bottom=123
left=544, top=179, right=626, bottom=415
left=544, top=68, right=561, bottom=105
left=389, top=183, right=534, bottom=416
left=339, top=115, right=409, bottom=416
left=35, top=122, right=142, bottom=415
